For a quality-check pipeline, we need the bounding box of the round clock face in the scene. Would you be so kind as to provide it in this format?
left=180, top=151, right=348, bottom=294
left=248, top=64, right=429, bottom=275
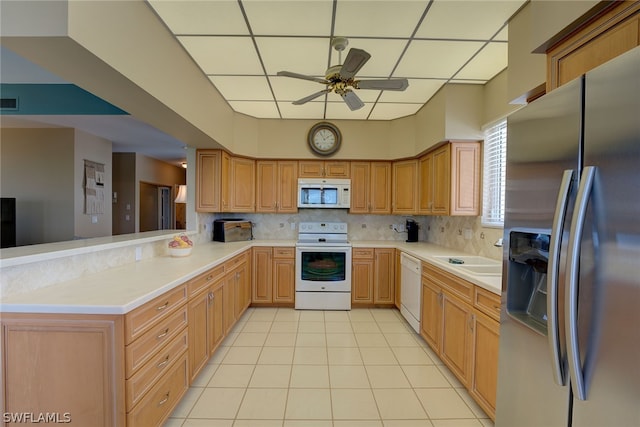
left=308, top=122, right=341, bottom=156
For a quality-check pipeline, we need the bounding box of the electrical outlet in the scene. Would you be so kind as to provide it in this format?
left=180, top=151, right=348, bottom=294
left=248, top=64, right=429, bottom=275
left=463, top=228, right=473, bottom=240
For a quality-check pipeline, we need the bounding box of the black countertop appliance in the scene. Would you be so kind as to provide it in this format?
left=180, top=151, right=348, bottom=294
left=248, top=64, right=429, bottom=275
left=406, top=219, right=419, bottom=242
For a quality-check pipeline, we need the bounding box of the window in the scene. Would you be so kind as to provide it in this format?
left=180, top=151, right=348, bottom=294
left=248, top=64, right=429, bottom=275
left=482, top=119, right=507, bottom=227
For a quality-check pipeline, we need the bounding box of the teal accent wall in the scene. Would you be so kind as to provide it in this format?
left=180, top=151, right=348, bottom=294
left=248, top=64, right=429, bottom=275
left=0, top=84, right=128, bottom=115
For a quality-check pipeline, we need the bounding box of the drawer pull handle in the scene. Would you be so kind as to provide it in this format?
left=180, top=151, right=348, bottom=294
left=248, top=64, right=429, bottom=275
left=157, top=356, right=170, bottom=368
left=156, top=328, right=169, bottom=340
left=158, top=392, right=170, bottom=406
left=156, top=302, right=169, bottom=311
left=206, top=275, right=213, bottom=281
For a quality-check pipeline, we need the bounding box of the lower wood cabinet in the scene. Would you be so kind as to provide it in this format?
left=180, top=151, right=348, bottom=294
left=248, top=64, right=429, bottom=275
left=251, top=246, right=295, bottom=305
left=351, top=247, right=395, bottom=306
left=420, top=262, right=500, bottom=420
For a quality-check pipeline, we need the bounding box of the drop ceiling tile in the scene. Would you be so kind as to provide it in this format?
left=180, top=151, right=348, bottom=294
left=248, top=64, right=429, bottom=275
left=334, top=1, right=427, bottom=38
left=378, top=79, right=445, bottom=103
left=329, top=39, right=409, bottom=77
left=325, top=101, right=372, bottom=120
left=416, top=1, right=524, bottom=40
left=209, top=76, right=273, bottom=101
left=494, top=26, right=508, bottom=42
left=278, top=101, right=326, bottom=119
left=243, top=0, right=334, bottom=36
left=369, top=103, right=423, bottom=120
left=228, top=101, right=281, bottom=118
left=257, top=37, right=331, bottom=76
left=347, top=89, right=381, bottom=103
left=395, top=40, right=483, bottom=79
left=148, top=1, right=248, bottom=35
left=270, top=76, right=328, bottom=102
left=178, top=36, right=263, bottom=74
left=454, top=42, right=507, bottom=80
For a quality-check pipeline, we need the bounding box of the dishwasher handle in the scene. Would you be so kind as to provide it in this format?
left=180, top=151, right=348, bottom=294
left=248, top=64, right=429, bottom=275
left=400, top=253, right=421, bottom=273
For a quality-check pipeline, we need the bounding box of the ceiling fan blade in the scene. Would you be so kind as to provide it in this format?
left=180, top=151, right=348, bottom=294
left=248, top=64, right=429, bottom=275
left=292, top=88, right=332, bottom=105
left=356, top=79, right=409, bottom=91
left=341, top=91, right=365, bottom=111
left=340, top=48, right=371, bottom=79
left=277, top=71, right=329, bottom=85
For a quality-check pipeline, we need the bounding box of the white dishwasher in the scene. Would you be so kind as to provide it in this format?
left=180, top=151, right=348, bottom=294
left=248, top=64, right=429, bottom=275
left=400, top=252, right=422, bottom=333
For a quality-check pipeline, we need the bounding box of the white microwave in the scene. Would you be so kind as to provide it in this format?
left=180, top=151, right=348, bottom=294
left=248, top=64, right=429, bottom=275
left=297, top=178, right=351, bottom=209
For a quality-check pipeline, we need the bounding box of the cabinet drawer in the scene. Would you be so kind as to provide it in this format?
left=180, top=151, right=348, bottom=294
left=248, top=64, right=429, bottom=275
left=125, top=284, right=187, bottom=344
left=126, top=327, right=188, bottom=411
left=474, top=287, right=501, bottom=321
left=352, top=248, right=374, bottom=259
left=126, top=306, right=188, bottom=377
left=423, top=263, right=473, bottom=303
left=126, top=352, right=189, bottom=427
left=273, top=247, right=295, bottom=259
left=188, top=265, right=224, bottom=296
left=224, top=252, right=248, bottom=271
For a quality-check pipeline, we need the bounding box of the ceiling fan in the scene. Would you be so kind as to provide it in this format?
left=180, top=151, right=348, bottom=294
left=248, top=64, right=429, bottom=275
left=277, top=37, right=409, bottom=111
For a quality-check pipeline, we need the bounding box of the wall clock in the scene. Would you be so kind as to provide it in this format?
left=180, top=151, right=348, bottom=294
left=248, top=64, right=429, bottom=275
left=307, top=122, right=341, bottom=156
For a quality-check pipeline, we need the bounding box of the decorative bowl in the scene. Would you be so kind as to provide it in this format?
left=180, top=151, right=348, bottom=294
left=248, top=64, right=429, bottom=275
left=169, top=247, right=192, bottom=257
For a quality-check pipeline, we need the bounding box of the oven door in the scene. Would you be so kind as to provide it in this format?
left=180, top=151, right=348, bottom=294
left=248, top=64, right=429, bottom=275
left=295, top=245, right=352, bottom=292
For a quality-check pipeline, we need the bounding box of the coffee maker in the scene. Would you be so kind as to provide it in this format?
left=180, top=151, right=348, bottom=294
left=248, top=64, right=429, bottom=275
left=406, top=219, right=419, bottom=242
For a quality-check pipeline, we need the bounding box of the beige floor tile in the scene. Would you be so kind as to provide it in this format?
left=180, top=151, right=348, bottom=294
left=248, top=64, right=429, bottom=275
left=296, top=333, right=327, bottom=347
left=436, top=364, right=464, bottom=388
left=372, top=389, right=427, bottom=420
left=249, top=308, right=278, bottom=321
left=382, top=421, right=433, bottom=427
left=236, top=388, right=288, bottom=419
left=168, top=386, right=204, bottom=418
left=359, top=347, right=398, bottom=365
left=233, top=332, right=267, bottom=347
left=456, top=388, right=490, bottom=418
left=189, top=387, right=244, bottom=419
left=208, top=346, right=229, bottom=364
left=233, top=420, right=283, bottom=427
left=324, top=311, right=350, bottom=322
left=327, top=347, right=363, bottom=365
left=284, top=421, right=332, bottom=427
left=414, top=388, right=476, bottom=419
left=355, top=333, right=388, bottom=347
left=329, top=365, right=370, bottom=388
left=299, top=311, right=325, bottom=321
left=290, top=364, right=330, bottom=388
left=191, top=363, right=219, bottom=387
left=298, top=321, right=326, bottom=333
left=351, top=322, right=381, bottom=333
left=382, top=333, right=420, bottom=347
left=270, top=321, right=299, bottom=333
left=401, top=365, right=450, bottom=388
left=391, top=347, right=434, bottom=365
left=274, top=308, right=300, bottom=322
left=286, top=388, right=332, bottom=419
left=265, top=332, right=297, bottom=347
left=249, top=364, right=291, bottom=388
left=334, top=421, right=384, bottom=427
left=430, top=420, right=483, bottom=427
left=293, top=347, right=329, bottom=365
left=365, top=365, right=411, bottom=388
left=208, top=364, right=255, bottom=388
left=377, top=322, right=412, bottom=334
left=418, top=343, right=443, bottom=365
left=325, top=321, right=353, bottom=333
left=349, top=309, right=375, bottom=322
left=221, top=347, right=262, bottom=365
left=258, top=347, right=295, bottom=365
left=326, top=333, right=358, bottom=347
left=370, top=309, right=402, bottom=322
left=331, top=388, right=380, bottom=420
left=181, top=419, right=233, bottom=427
left=162, top=418, right=184, bottom=427
left=479, top=418, right=495, bottom=427
left=221, top=332, right=239, bottom=347
left=241, top=321, right=273, bottom=333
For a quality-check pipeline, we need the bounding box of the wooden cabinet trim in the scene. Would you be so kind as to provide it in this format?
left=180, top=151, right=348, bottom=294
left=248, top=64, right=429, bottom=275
left=187, top=265, right=224, bottom=296
left=474, top=286, right=501, bottom=321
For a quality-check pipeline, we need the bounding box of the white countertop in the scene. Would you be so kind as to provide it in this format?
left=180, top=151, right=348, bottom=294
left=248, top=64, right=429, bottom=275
left=1, top=239, right=501, bottom=315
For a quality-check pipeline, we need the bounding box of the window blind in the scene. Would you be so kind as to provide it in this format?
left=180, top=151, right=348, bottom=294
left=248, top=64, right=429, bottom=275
left=482, top=120, right=507, bottom=227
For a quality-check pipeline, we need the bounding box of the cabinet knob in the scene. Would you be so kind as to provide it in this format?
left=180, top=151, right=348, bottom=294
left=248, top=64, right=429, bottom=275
left=156, top=302, right=169, bottom=311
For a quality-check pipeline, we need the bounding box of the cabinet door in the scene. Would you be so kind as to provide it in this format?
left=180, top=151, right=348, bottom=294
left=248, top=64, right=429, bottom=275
left=298, top=160, right=324, bottom=177
left=370, top=162, right=392, bottom=214
left=188, top=290, right=210, bottom=382
left=418, top=152, right=433, bottom=214
left=374, top=248, right=395, bottom=304
left=352, top=259, right=374, bottom=304
left=277, top=161, right=299, bottom=213
left=420, top=279, right=441, bottom=353
left=441, top=291, right=472, bottom=386
left=221, top=151, right=231, bottom=211
left=252, top=247, right=273, bottom=302
left=273, top=258, right=295, bottom=303
left=196, top=150, right=221, bottom=212
left=450, top=142, right=480, bottom=216
left=222, top=274, right=236, bottom=335
left=256, top=161, right=277, bottom=212
left=209, top=285, right=224, bottom=355
left=350, top=162, right=370, bottom=214
left=229, top=157, right=255, bottom=212
left=392, top=159, right=418, bottom=214
left=324, top=161, right=350, bottom=178
left=432, top=145, right=451, bottom=215
left=470, top=309, right=500, bottom=421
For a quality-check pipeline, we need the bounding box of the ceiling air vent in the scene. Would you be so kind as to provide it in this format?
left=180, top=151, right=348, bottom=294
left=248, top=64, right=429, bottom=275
left=0, top=98, right=18, bottom=110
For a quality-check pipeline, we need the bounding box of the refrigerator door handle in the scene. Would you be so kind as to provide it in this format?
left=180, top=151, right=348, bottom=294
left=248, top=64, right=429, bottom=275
left=547, top=169, right=574, bottom=386
left=565, top=166, right=596, bottom=401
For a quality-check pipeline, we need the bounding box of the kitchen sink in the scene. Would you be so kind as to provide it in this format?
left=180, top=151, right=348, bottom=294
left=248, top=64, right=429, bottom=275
left=432, top=255, right=498, bottom=266
left=457, top=264, right=503, bottom=276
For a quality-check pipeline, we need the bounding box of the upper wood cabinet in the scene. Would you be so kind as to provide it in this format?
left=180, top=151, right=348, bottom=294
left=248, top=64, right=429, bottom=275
left=298, top=160, right=350, bottom=178
left=418, top=142, right=480, bottom=216
left=391, top=159, right=418, bottom=214
left=547, top=1, right=640, bottom=92
left=196, top=150, right=255, bottom=213
left=350, top=161, right=392, bottom=214
left=256, top=160, right=298, bottom=213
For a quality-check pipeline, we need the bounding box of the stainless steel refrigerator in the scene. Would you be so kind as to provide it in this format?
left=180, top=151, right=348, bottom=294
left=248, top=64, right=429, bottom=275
left=495, top=47, right=640, bottom=427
